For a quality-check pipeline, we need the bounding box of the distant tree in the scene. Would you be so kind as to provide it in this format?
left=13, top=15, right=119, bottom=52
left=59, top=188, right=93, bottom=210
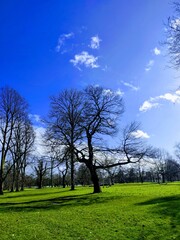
left=166, top=159, right=180, bottom=181
left=175, top=142, right=180, bottom=160
left=0, top=87, right=29, bottom=195
left=152, top=149, right=173, bottom=183
left=136, top=162, right=146, bottom=183
left=44, top=141, right=62, bottom=188
left=76, top=164, right=91, bottom=186
left=34, top=157, right=48, bottom=189
left=163, top=2, right=180, bottom=69
left=58, top=164, right=69, bottom=188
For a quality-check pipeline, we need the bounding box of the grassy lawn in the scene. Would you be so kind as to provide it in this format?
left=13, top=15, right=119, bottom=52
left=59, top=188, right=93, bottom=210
left=0, top=183, right=179, bottom=240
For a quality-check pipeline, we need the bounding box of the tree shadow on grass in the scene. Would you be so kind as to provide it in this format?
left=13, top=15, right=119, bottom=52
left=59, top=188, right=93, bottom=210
left=4, top=189, right=69, bottom=199
left=0, top=193, right=121, bottom=213
left=136, top=195, right=180, bottom=229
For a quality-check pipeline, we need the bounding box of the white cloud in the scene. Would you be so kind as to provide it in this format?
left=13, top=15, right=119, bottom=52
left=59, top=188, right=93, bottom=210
left=121, top=81, right=139, bottom=91
left=175, top=90, right=180, bottom=95
left=158, top=93, right=180, bottom=103
left=139, top=101, right=159, bottom=112
left=102, top=88, right=124, bottom=97
left=145, top=60, right=154, bottom=71
left=33, top=126, right=46, bottom=156
left=153, top=47, right=161, bottom=55
left=29, top=114, right=41, bottom=123
left=89, top=35, right=101, bottom=49
left=56, top=32, right=74, bottom=52
left=103, top=89, right=113, bottom=95
left=171, top=18, right=180, bottom=29
left=70, top=51, right=99, bottom=70
left=131, top=130, right=150, bottom=139
left=140, top=90, right=180, bottom=112
left=116, top=89, right=124, bottom=96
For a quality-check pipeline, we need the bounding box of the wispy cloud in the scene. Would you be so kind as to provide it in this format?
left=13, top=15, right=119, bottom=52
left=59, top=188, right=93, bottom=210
left=131, top=129, right=150, bottom=139
left=121, top=81, right=139, bottom=91
left=153, top=47, right=161, bottom=55
left=89, top=35, right=101, bottom=49
left=139, top=101, right=159, bottom=112
left=145, top=60, right=154, bottom=72
left=56, top=32, right=74, bottom=53
left=103, top=88, right=124, bottom=96
left=70, top=51, right=99, bottom=70
left=116, top=88, right=124, bottom=96
left=139, top=90, right=180, bottom=112
left=29, top=114, right=41, bottom=123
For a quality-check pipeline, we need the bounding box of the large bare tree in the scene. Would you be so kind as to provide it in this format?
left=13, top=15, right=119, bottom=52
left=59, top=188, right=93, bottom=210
left=46, top=86, right=152, bottom=193
left=74, top=86, right=124, bottom=193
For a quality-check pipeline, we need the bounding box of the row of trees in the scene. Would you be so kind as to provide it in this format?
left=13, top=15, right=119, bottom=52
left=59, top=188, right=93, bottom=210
left=1, top=81, right=180, bottom=194
left=4, top=153, right=180, bottom=190
left=0, top=85, right=152, bottom=194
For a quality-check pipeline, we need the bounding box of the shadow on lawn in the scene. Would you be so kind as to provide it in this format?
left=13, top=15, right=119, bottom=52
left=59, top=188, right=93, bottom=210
left=0, top=193, right=121, bottom=213
left=4, top=189, right=68, bottom=199
left=137, top=195, right=180, bottom=228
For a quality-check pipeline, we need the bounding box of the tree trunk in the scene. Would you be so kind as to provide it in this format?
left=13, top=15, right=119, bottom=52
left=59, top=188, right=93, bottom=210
left=15, top=164, right=20, bottom=192
left=50, top=161, right=53, bottom=188
left=71, top=143, right=75, bottom=190
left=0, top=176, right=3, bottom=195
left=38, top=174, right=43, bottom=189
left=70, top=151, right=75, bottom=191
left=11, top=163, right=16, bottom=192
left=87, top=164, right=101, bottom=193
left=162, top=172, right=165, bottom=183
left=0, top=155, right=5, bottom=195
left=62, top=174, right=66, bottom=188
left=20, top=169, right=25, bottom=191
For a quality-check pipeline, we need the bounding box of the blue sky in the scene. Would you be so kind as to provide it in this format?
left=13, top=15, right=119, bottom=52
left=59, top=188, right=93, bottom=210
left=0, top=0, right=180, bottom=154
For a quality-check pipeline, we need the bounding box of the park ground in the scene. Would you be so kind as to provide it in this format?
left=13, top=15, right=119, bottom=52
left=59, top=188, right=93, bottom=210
left=0, top=183, right=179, bottom=240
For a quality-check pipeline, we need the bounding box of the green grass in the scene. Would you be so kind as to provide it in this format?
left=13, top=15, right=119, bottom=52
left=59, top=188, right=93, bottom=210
left=0, top=183, right=179, bottom=240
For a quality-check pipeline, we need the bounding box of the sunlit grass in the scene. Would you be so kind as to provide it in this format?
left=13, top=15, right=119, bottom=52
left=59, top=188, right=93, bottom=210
left=0, top=183, right=179, bottom=240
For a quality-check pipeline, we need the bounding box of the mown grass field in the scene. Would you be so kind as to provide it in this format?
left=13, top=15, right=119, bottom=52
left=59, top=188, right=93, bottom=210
left=0, top=183, right=179, bottom=240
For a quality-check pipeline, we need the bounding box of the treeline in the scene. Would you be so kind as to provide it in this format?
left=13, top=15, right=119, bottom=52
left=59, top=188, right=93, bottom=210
left=0, top=86, right=180, bottom=195
left=3, top=157, right=180, bottom=190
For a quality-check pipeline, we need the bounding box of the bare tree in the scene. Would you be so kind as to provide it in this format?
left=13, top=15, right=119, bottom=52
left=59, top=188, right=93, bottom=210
left=74, top=86, right=124, bottom=193
left=34, top=157, right=48, bottom=189
left=152, top=148, right=173, bottom=183
left=10, top=117, right=35, bottom=191
left=46, top=89, right=83, bottom=190
left=175, top=142, right=180, bottom=161
left=58, top=160, right=69, bottom=188
left=163, top=2, right=180, bottom=69
left=46, top=86, right=152, bottom=193
left=76, top=164, right=91, bottom=186
left=0, top=87, right=29, bottom=194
